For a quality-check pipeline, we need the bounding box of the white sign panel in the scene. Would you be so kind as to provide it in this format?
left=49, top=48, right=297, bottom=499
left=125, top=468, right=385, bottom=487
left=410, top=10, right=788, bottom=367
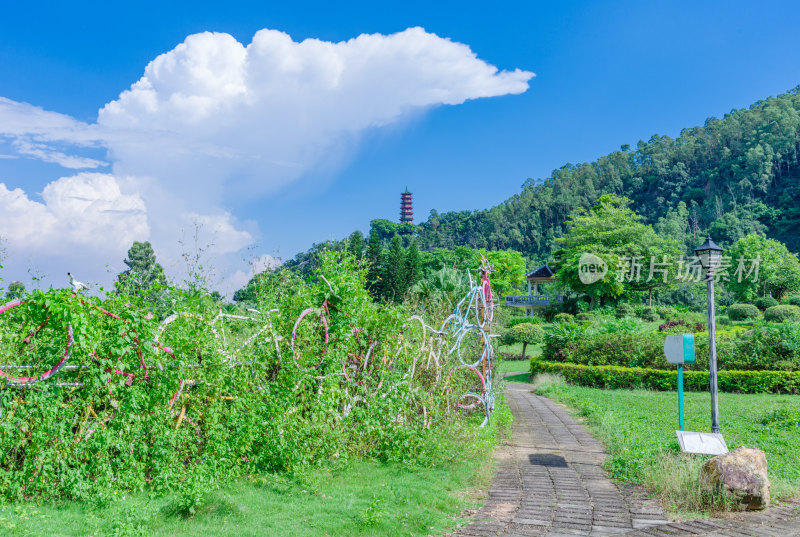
left=676, top=431, right=728, bottom=455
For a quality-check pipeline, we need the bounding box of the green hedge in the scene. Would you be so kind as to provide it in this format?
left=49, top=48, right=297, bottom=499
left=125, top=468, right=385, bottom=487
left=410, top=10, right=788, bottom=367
left=530, top=359, right=800, bottom=394
left=508, top=317, right=543, bottom=328
left=543, top=323, right=800, bottom=371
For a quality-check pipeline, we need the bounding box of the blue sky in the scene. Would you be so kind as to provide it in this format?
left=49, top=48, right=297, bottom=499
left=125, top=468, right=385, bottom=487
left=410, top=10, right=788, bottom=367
left=1, top=0, right=800, bottom=294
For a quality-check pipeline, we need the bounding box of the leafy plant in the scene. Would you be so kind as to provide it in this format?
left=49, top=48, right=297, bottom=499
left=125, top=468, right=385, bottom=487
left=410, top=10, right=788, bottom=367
left=727, top=304, right=761, bottom=321
left=764, top=305, right=800, bottom=323
left=553, top=313, right=574, bottom=324
left=755, top=297, right=779, bottom=311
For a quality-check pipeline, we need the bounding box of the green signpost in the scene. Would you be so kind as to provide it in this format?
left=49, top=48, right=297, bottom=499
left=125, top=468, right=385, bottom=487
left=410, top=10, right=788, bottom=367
left=664, top=334, right=695, bottom=431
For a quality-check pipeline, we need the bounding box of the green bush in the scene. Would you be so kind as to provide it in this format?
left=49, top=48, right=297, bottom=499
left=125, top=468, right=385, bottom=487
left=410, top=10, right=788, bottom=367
left=502, top=323, right=545, bottom=359
left=553, top=313, right=574, bottom=324
left=0, top=251, right=488, bottom=503
left=727, top=303, right=761, bottom=321
left=508, top=316, right=542, bottom=328
left=655, top=305, right=677, bottom=319
left=615, top=303, right=634, bottom=318
left=764, top=305, right=800, bottom=323
left=575, top=313, right=592, bottom=323
left=543, top=322, right=800, bottom=371
left=530, top=359, right=800, bottom=394
left=755, top=296, right=779, bottom=310
left=789, top=296, right=800, bottom=307
left=640, top=306, right=660, bottom=322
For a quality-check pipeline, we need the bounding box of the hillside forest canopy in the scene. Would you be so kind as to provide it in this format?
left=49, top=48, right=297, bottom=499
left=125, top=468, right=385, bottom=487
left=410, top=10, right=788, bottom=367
left=238, top=86, right=800, bottom=303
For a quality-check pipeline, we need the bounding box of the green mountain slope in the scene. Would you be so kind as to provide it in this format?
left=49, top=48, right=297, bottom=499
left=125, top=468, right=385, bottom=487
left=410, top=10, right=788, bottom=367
left=416, top=86, right=800, bottom=259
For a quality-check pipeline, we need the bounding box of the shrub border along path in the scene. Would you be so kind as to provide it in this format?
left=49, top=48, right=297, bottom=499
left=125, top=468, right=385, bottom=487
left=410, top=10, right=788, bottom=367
left=453, top=380, right=800, bottom=537
left=530, top=360, right=800, bottom=393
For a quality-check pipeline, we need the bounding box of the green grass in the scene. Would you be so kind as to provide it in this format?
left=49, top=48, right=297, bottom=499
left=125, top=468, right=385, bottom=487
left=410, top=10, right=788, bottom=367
left=497, top=342, right=542, bottom=360
left=0, top=460, right=492, bottom=537
left=0, top=402, right=513, bottom=537
left=535, top=378, right=800, bottom=514
left=496, top=357, right=531, bottom=374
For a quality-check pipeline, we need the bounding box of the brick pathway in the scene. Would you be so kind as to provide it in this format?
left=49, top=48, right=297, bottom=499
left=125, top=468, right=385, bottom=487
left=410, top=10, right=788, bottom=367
left=453, top=382, right=800, bottom=537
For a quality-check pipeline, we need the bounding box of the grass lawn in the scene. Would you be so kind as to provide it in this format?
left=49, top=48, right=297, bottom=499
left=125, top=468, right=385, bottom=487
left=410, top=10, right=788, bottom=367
left=497, top=342, right=542, bottom=361
left=496, top=357, right=531, bottom=374
left=0, top=459, right=493, bottom=537
left=535, top=377, right=800, bottom=515
left=0, top=402, right=512, bottom=537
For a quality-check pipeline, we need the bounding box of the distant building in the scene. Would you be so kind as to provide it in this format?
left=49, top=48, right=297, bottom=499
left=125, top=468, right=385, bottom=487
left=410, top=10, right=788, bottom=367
left=504, top=265, right=564, bottom=316
left=400, top=189, right=413, bottom=223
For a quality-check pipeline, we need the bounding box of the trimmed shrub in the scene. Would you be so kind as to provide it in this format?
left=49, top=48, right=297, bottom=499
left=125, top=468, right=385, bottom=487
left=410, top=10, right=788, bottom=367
left=755, top=296, right=779, bottom=310
left=503, top=323, right=545, bottom=359
left=543, top=322, right=800, bottom=372
left=788, top=296, right=800, bottom=307
left=640, top=306, right=660, bottom=322
left=529, top=359, right=800, bottom=394
left=727, top=303, right=761, bottom=321
left=658, top=320, right=705, bottom=333
left=508, top=316, right=543, bottom=328
left=553, top=313, right=574, bottom=324
left=615, top=303, right=634, bottom=318
left=764, top=305, right=800, bottom=323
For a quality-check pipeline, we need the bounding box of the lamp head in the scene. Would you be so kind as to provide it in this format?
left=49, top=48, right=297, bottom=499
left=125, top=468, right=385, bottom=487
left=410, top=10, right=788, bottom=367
left=694, top=235, right=724, bottom=270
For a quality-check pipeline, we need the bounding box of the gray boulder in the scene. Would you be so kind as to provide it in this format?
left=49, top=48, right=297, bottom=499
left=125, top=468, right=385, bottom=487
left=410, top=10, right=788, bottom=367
left=699, top=447, right=770, bottom=510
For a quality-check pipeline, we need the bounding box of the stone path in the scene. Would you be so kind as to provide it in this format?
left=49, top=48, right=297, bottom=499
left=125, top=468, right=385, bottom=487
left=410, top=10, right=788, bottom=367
left=453, top=382, right=800, bottom=537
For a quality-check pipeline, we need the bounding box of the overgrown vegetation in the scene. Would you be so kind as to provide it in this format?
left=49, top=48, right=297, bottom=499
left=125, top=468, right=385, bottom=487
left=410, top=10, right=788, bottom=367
left=0, top=251, right=501, bottom=511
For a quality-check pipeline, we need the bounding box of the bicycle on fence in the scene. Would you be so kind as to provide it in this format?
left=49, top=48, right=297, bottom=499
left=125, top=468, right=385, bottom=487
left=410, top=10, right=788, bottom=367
left=0, top=293, right=151, bottom=387
left=153, top=306, right=284, bottom=429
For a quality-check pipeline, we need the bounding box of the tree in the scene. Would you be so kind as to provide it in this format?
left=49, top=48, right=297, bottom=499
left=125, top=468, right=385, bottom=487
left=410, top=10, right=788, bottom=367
left=5, top=281, right=25, bottom=300
left=404, top=240, right=422, bottom=291
left=366, top=229, right=383, bottom=298
left=348, top=230, right=364, bottom=260
left=116, top=241, right=167, bottom=295
left=502, top=323, right=545, bottom=360
left=382, top=235, right=406, bottom=301
left=724, top=234, right=800, bottom=301
left=553, top=194, right=682, bottom=307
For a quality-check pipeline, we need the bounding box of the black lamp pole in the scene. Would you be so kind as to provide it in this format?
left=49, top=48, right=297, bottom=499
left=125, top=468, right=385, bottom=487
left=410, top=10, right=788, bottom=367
left=695, top=235, right=723, bottom=434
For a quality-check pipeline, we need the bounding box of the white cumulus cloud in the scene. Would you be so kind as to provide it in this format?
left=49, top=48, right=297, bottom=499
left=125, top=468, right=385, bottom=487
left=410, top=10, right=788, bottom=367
left=0, top=27, right=533, bottom=292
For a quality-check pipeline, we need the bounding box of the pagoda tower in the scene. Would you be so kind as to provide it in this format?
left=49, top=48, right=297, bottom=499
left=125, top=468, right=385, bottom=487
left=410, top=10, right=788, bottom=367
left=400, top=189, right=413, bottom=223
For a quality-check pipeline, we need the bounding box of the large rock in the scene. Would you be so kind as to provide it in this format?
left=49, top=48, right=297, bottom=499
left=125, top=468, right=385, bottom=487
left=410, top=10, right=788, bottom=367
left=699, top=447, right=770, bottom=510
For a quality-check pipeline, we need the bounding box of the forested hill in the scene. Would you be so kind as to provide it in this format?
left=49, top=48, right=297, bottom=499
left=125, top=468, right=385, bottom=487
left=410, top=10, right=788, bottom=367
left=416, top=86, right=800, bottom=260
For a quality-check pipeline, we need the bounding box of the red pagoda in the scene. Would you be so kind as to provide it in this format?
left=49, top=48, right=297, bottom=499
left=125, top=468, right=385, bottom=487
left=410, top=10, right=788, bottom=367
left=400, top=189, right=413, bottom=223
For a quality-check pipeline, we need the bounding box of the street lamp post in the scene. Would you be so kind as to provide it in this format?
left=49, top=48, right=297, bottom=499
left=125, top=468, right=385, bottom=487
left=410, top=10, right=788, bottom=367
left=695, top=235, right=724, bottom=434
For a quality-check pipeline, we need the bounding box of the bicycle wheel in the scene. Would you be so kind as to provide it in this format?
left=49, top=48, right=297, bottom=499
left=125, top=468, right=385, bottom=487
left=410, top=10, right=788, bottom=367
left=454, top=325, right=489, bottom=369
left=443, top=364, right=486, bottom=410
left=0, top=300, right=73, bottom=383
left=291, top=308, right=328, bottom=371
left=154, top=312, right=220, bottom=367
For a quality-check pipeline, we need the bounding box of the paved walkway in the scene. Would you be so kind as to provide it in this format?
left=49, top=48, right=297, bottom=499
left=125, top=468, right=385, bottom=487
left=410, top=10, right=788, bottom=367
left=454, top=382, right=800, bottom=537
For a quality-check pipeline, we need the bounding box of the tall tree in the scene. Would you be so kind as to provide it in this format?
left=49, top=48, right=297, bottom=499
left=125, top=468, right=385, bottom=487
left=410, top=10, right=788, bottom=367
left=366, top=229, right=383, bottom=298
left=383, top=235, right=406, bottom=301
left=116, top=241, right=167, bottom=295
left=348, top=230, right=365, bottom=260
left=5, top=281, right=25, bottom=300
left=553, top=194, right=681, bottom=307
left=724, top=234, right=800, bottom=301
left=404, top=240, right=422, bottom=291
